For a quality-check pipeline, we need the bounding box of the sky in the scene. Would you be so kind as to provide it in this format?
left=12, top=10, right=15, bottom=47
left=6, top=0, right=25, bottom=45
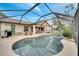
left=0, top=3, right=78, bottom=23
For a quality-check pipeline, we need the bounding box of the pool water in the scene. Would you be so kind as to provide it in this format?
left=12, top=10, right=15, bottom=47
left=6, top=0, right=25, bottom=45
left=12, top=35, right=63, bottom=56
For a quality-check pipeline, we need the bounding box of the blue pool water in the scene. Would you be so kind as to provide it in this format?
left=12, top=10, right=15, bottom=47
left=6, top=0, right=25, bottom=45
left=12, top=35, right=63, bottom=56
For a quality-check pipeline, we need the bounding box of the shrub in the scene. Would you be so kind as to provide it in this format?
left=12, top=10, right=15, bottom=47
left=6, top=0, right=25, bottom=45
left=62, top=29, right=72, bottom=39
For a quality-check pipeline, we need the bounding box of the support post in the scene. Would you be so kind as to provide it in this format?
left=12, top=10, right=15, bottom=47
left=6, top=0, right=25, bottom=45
left=33, top=25, right=35, bottom=35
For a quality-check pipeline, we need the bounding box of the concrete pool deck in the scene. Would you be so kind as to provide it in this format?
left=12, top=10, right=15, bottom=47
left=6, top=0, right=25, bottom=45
left=0, top=34, right=77, bottom=56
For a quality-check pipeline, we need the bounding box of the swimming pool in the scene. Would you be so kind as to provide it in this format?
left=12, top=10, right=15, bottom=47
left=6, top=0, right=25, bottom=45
left=12, top=35, right=63, bottom=56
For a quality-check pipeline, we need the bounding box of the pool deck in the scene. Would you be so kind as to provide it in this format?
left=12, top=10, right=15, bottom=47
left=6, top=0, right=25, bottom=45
left=0, top=34, right=77, bottom=56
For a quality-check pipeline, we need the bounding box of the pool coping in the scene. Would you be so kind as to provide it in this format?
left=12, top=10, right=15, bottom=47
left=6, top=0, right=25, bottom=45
left=0, top=34, right=77, bottom=56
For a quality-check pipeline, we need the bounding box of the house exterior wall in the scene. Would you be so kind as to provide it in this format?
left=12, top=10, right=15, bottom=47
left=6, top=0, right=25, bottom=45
left=1, top=23, right=11, bottom=32
left=41, top=22, right=51, bottom=33
left=0, top=22, right=25, bottom=36
left=73, top=6, right=79, bottom=44
left=0, top=20, right=52, bottom=37
left=15, top=24, right=24, bottom=33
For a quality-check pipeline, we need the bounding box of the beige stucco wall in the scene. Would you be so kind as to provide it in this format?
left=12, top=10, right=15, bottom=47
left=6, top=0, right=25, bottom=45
left=0, top=21, right=52, bottom=37
left=15, top=24, right=24, bottom=33
left=0, top=22, right=25, bottom=36
left=42, top=22, right=51, bottom=33
left=1, top=23, right=11, bottom=32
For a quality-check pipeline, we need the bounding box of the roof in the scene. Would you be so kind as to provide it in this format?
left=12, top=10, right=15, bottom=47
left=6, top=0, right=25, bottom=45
left=0, top=13, right=32, bottom=25
left=0, top=12, right=8, bottom=19
left=0, top=18, right=32, bottom=25
left=0, top=16, right=50, bottom=26
left=36, top=20, right=47, bottom=24
left=36, top=20, right=51, bottom=26
left=0, top=12, right=50, bottom=26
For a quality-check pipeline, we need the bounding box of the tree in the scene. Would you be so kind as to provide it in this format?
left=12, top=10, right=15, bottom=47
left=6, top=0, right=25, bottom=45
left=64, top=4, right=74, bottom=16
left=56, top=18, right=73, bottom=39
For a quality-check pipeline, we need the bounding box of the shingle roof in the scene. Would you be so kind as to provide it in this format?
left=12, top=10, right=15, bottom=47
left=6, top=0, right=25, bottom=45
left=0, top=13, right=32, bottom=25
left=0, top=12, right=8, bottom=18
left=0, top=18, right=32, bottom=24
left=0, top=13, right=50, bottom=25
left=34, top=20, right=51, bottom=26
left=36, top=20, right=47, bottom=24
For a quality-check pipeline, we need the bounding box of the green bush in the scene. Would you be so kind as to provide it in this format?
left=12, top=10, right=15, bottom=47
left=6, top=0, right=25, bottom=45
left=52, top=20, right=73, bottom=39
left=62, top=29, right=72, bottom=39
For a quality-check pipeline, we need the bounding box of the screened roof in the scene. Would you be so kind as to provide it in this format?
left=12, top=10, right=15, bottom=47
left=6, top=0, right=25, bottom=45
left=0, top=3, right=78, bottom=24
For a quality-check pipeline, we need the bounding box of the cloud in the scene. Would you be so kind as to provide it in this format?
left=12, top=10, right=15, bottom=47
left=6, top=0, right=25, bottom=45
left=28, top=3, right=41, bottom=12
left=35, top=6, right=41, bottom=12
left=57, top=3, right=78, bottom=8
left=57, top=3, right=68, bottom=6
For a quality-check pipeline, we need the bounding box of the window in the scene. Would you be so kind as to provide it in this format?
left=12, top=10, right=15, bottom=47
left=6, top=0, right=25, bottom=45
left=41, top=27, right=44, bottom=31
left=24, top=26, right=28, bottom=32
